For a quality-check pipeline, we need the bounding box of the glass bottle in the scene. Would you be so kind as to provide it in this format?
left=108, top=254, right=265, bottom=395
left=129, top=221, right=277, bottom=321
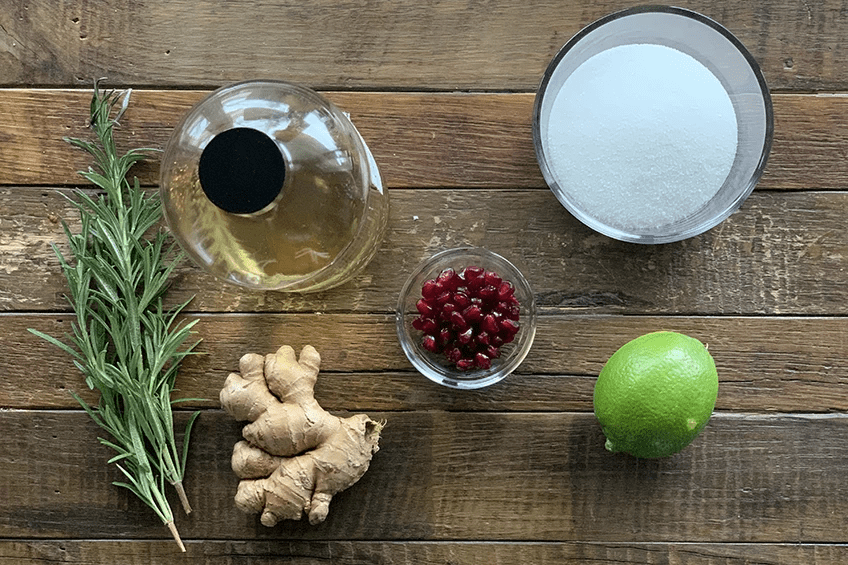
left=160, top=80, right=388, bottom=292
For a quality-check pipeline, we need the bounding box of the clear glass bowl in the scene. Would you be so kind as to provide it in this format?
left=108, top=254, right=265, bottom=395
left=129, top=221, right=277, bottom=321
left=533, top=6, right=773, bottom=244
left=396, top=248, right=537, bottom=390
left=160, top=80, right=388, bottom=292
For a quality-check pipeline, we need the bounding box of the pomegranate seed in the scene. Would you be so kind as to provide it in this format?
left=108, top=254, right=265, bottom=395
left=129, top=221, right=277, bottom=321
left=456, top=358, right=476, bottom=371
left=474, top=352, right=492, bottom=370
left=498, top=281, right=514, bottom=300
left=437, top=268, right=459, bottom=291
left=476, top=331, right=491, bottom=346
left=436, top=291, right=452, bottom=305
left=416, top=299, right=434, bottom=317
left=499, top=319, right=520, bottom=335
left=492, top=335, right=504, bottom=348
left=481, top=314, right=499, bottom=335
left=438, top=328, right=453, bottom=346
left=484, top=271, right=502, bottom=287
left=497, top=301, right=520, bottom=321
left=457, top=327, right=474, bottom=345
left=412, top=316, right=426, bottom=331
left=462, top=305, right=483, bottom=323
left=442, top=302, right=458, bottom=315
left=453, top=292, right=470, bottom=309
left=466, top=274, right=485, bottom=291
left=422, top=335, right=440, bottom=352
left=421, top=318, right=438, bottom=335
left=501, top=332, right=516, bottom=345
left=485, top=345, right=501, bottom=359
left=462, top=265, right=484, bottom=277
left=478, top=285, right=498, bottom=302
left=422, top=279, right=441, bottom=300
left=445, top=347, right=463, bottom=363
left=450, top=310, right=468, bottom=331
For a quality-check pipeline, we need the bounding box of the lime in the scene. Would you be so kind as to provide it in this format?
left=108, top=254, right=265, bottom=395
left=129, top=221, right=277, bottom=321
left=593, top=331, right=718, bottom=459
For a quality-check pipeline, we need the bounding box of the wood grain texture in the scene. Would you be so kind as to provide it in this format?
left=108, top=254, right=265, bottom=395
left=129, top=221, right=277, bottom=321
left=3, top=187, right=848, bottom=315
left=2, top=0, right=846, bottom=562
left=2, top=410, right=848, bottom=542
left=0, top=0, right=845, bottom=91
left=0, top=89, right=846, bottom=189
left=3, top=314, right=847, bottom=413
left=2, top=540, right=847, bottom=564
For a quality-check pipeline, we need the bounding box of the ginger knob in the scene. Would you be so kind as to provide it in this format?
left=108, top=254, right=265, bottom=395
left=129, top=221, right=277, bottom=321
left=220, top=345, right=382, bottom=526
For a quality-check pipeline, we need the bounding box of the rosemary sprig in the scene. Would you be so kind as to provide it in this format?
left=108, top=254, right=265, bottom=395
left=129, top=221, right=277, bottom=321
left=29, top=81, right=200, bottom=551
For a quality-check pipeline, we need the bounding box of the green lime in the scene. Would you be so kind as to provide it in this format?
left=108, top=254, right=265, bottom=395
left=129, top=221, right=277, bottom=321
left=593, top=331, right=718, bottom=459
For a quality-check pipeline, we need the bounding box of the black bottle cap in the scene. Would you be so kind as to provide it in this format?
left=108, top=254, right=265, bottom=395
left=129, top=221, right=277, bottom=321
left=198, top=127, right=285, bottom=215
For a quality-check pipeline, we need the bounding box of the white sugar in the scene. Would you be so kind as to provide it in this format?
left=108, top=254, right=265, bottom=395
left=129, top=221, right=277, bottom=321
left=544, top=43, right=738, bottom=232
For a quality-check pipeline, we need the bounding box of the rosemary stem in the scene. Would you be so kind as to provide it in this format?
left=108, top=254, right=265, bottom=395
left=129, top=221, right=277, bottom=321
left=166, top=521, right=186, bottom=552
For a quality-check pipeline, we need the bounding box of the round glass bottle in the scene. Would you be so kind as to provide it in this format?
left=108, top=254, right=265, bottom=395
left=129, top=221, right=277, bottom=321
left=160, top=80, right=388, bottom=292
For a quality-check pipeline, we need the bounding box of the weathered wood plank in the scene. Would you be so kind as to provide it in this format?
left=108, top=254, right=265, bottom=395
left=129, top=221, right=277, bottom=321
left=2, top=540, right=847, bottom=564
left=3, top=188, right=848, bottom=316
left=0, top=0, right=843, bottom=91
left=4, top=314, right=847, bottom=413
left=2, top=410, right=848, bottom=542
left=0, top=90, right=845, bottom=190
left=0, top=90, right=538, bottom=189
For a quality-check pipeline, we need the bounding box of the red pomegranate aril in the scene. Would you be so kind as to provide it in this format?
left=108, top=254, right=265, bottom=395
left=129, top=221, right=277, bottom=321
left=478, top=285, right=498, bottom=302
left=422, top=279, right=441, bottom=300
left=445, top=347, right=463, bottom=363
left=499, top=318, right=520, bottom=335
left=501, top=332, right=516, bottom=345
left=462, top=305, right=483, bottom=323
left=466, top=275, right=485, bottom=291
left=476, top=331, right=491, bottom=347
left=456, top=358, right=476, bottom=371
left=412, top=316, right=426, bottom=331
left=416, top=299, right=435, bottom=317
left=497, top=281, right=515, bottom=301
left=438, top=328, right=453, bottom=346
left=485, top=345, right=501, bottom=359
left=450, top=310, right=468, bottom=331
left=474, top=352, right=492, bottom=370
left=496, top=301, right=520, bottom=321
left=462, top=265, right=484, bottom=279
left=437, top=268, right=459, bottom=291
left=457, top=327, right=474, bottom=345
left=421, top=335, right=440, bottom=353
left=442, top=302, right=458, bottom=315
left=436, top=291, right=452, bottom=305
left=421, top=318, right=439, bottom=335
left=484, top=271, right=502, bottom=287
left=492, top=335, right=504, bottom=348
left=453, top=292, right=470, bottom=309
left=481, top=314, right=499, bottom=335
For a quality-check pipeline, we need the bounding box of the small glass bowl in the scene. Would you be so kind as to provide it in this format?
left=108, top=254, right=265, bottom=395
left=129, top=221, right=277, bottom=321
left=533, top=6, right=773, bottom=244
left=396, top=248, right=537, bottom=390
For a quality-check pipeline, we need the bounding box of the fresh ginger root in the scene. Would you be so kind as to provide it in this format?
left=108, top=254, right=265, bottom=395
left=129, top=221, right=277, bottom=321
left=220, top=345, right=382, bottom=526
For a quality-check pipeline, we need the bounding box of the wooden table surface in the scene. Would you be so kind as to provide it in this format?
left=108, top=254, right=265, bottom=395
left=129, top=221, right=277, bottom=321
left=3, top=1, right=848, bottom=563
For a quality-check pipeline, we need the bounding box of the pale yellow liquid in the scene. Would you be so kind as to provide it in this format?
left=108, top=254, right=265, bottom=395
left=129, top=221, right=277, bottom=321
left=165, top=145, right=384, bottom=290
